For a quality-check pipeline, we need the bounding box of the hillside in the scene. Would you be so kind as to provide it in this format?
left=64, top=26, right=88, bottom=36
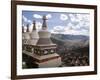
left=50, top=33, right=89, bottom=66
left=51, top=33, right=89, bottom=51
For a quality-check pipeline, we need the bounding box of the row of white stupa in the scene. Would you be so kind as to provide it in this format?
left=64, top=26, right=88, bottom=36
left=22, top=16, right=62, bottom=67
left=22, top=16, right=52, bottom=46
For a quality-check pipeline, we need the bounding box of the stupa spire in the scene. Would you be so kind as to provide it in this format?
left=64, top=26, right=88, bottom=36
left=22, top=26, right=24, bottom=33
left=32, top=20, right=36, bottom=31
left=42, top=15, right=48, bottom=30
left=26, top=24, right=30, bottom=32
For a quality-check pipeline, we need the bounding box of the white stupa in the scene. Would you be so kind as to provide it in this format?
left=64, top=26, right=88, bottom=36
left=24, top=24, right=30, bottom=44
left=23, top=16, right=62, bottom=68
left=33, top=16, right=62, bottom=67
left=29, top=21, right=39, bottom=45
left=22, top=26, right=25, bottom=44
left=37, top=16, right=53, bottom=45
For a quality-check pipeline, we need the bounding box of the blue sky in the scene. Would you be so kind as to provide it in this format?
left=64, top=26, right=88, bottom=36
left=22, top=11, right=90, bottom=36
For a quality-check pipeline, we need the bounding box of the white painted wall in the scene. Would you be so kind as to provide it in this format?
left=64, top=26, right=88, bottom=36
left=0, top=0, right=99, bottom=80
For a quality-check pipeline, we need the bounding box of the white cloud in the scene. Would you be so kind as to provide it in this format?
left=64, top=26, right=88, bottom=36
left=51, top=13, right=89, bottom=36
left=36, top=22, right=42, bottom=30
left=54, top=26, right=64, bottom=30
left=69, top=14, right=78, bottom=22
left=33, top=14, right=42, bottom=19
left=51, top=26, right=63, bottom=34
left=67, top=22, right=80, bottom=30
left=76, top=14, right=90, bottom=23
left=77, top=21, right=89, bottom=31
left=63, top=29, right=89, bottom=36
left=22, top=15, right=27, bottom=22
left=51, top=24, right=89, bottom=36
left=71, top=17, right=77, bottom=22
left=69, top=14, right=89, bottom=22
left=22, top=25, right=27, bottom=32
left=69, top=14, right=73, bottom=17
left=22, top=15, right=32, bottom=24
left=33, top=14, right=52, bottom=19
left=77, top=14, right=89, bottom=21
left=46, top=14, right=52, bottom=19
left=51, top=26, right=64, bottom=34
left=75, top=24, right=81, bottom=29
left=27, top=20, right=32, bottom=24
left=82, top=15, right=90, bottom=22
left=76, top=14, right=83, bottom=21
left=60, top=14, right=68, bottom=21
left=67, top=23, right=73, bottom=28
left=54, top=26, right=64, bottom=32
left=67, top=21, right=89, bottom=32
left=68, top=14, right=90, bottom=31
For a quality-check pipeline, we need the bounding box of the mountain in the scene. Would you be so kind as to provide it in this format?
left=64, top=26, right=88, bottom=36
left=51, top=34, right=89, bottom=41
left=50, top=33, right=89, bottom=52
left=51, top=34, right=89, bottom=67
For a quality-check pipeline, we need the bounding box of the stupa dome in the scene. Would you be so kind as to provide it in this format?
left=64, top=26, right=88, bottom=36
left=30, top=21, right=39, bottom=39
left=38, top=30, right=51, bottom=38
left=29, top=21, right=39, bottom=45
left=37, top=15, right=53, bottom=45
left=24, top=32, right=30, bottom=40
left=38, top=15, right=51, bottom=38
left=30, top=31, right=39, bottom=39
left=22, top=26, right=25, bottom=40
left=24, top=24, right=30, bottom=44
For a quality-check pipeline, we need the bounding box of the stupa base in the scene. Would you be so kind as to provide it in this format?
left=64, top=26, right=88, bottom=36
left=32, top=53, right=61, bottom=68
left=35, top=56, right=61, bottom=68
left=23, top=51, right=62, bottom=68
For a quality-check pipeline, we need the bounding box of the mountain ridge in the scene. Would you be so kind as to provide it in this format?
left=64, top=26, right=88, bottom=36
left=50, top=33, right=89, bottom=51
